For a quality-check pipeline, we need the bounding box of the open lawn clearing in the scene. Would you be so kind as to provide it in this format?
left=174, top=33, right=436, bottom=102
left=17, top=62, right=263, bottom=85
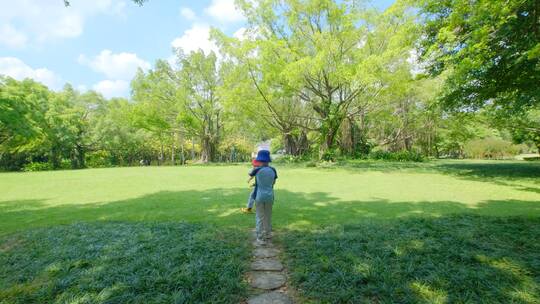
left=0, top=160, right=539, bottom=234
left=0, top=160, right=539, bottom=303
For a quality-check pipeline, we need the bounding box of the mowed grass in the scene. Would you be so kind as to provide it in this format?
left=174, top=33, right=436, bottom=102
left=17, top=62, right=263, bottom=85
left=1, top=160, right=540, bottom=303
left=1, top=160, right=539, bottom=233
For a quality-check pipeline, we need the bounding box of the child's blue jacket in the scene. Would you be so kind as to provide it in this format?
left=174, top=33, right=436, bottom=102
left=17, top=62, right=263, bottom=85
left=249, top=166, right=277, bottom=203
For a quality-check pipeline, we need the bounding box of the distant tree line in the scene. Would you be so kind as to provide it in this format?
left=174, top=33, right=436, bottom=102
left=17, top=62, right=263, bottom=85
left=1, top=0, right=538, bottom=171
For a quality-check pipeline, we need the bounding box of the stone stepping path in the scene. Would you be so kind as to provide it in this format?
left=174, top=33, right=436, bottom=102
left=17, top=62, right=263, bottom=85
left=247, top=231, right=293, bottom=304
left=253, top=247, right=280, bottom=258
left=247, top=291, right=292, bottom=304
left=250, top=271, right=286, bottom=290
left=251, top=259, right=283, bottom=271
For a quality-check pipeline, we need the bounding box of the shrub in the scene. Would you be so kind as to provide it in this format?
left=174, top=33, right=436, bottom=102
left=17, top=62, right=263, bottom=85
left=320, top=149, right=337, bottom=161
left=0, top=152, right=29, bottom=171
left=274, top=154, right=311, bottom=164
left=23, top=162, right=53, bottom=172
left=60, top=159, right=72, bottom=170
left=464, top=137, right=520, bottom=159
left=524, top=156, right=540, bottom=161
left=306, top=161, right=317, bottom=167
left=368, top=150, right=424, bottom=162
left=85, top=150, right=112, bottom=168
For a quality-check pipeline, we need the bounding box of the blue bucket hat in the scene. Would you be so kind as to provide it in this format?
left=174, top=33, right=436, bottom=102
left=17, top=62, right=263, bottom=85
left=255, top=150, right=272, bottom=163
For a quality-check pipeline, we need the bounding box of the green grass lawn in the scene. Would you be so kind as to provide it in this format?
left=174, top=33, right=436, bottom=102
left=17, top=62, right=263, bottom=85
left=1, top=160, right=539, bottom=303
left=0, top=223, right=248, bottom=303
left=282, top=215, right=540, bottom=303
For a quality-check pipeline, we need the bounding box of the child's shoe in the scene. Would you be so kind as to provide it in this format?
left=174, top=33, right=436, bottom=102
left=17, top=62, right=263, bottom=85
left=241, top=208, right=253, bottom=214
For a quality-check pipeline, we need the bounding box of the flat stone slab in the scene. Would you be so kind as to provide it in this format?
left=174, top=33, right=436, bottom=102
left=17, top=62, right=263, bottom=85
left=253, top=240, right=274, bottom=248
left=253, top=247, right=280, bottom=258
left=251, top=259, right=283, bottom=271
left=247, top=291, right=293, bottom=304
left=249, top=272, right=286, bottom=290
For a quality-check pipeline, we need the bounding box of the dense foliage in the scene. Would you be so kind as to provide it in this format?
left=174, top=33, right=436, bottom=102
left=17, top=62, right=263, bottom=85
left=1, top=0, right=538, bottom=171
left=418, top=0, right=539, bottom=112
left=417, top=0, right=540, bottom=153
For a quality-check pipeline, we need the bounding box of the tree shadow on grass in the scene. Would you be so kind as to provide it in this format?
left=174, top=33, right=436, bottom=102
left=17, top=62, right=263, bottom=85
left=1, top=188, right=539, bottom=303
left=282, top=214, right=540, bottom=303
left=336, top=160, right=540, bottom=180
left=1, top=188, right=540, bottom=234
left=333, top=160, right=540, bottom=194
left=1, top=188, right=539, bottom=235
left=433, top=161, right=540, bottom=180
left=0, top=222, right=250, bottom=303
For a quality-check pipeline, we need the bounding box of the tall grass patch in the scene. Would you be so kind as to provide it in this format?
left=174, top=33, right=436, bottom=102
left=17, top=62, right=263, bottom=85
left=0, top=222, right=249, bottom=303
left=282, top=215, right=540, bottom=303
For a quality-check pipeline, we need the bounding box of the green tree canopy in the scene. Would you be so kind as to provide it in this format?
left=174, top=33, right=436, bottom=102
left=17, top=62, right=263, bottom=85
left=418, top=0, right=539, bottom=112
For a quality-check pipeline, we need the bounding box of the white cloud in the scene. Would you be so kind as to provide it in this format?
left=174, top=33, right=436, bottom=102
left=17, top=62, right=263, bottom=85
left=0, top=24, right=28, bottom=48
left=0, top=57, right=62, bottom=90
left=92, top=79, right=129, bottom=98
left=167, top=54, right=178, bottom=68
left=233, top=27, right=247, bottom=40
left=76, top=84, right=88, bottom=92
left=171, top=24, right=219, bottom=55
left=0, top=0, right=127, bottom=48
left=78, top=50, right=150, bottom=80
left=205, top=0, right=245, bottom=23
left=79, top=49, right=149, bottom=98
left=180, top=7, right=196, bottom=21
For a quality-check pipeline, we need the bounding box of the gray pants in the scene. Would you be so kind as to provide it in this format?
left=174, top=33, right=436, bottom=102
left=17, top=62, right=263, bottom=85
left=255, top=201, right=273, bottom=240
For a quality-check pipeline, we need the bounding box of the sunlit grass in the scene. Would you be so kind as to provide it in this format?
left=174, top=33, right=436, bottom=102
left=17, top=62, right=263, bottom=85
left=1, top=160, right=539, bottom=234
left=1, top=159, right=539, bottom=303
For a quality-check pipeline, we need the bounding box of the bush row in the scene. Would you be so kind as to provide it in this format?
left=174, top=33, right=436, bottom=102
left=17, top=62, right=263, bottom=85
left=273, top=150, right=425, bottom=164
left=463, top=137, right=527, bottom=159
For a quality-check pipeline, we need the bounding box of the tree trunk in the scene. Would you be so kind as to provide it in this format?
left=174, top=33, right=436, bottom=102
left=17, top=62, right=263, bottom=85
left=77, top=145, right=85, bottom=168
left=159, top=141, right=164, bottom=166
left=191, top=137, right=195, bottom=160
left=318, top=119, right=341, bottom=160
left=200, top=136, right=215, bottom=163
left=319, top=131, right=336, bottom=160
left=50, top=146, right=61, bottom=169
left=171, top=134, right=175, bottom=165
left=283, top=133, right=296, bottom=155
left=297, top=131, right=309, bottom=155
left=71, top=144, right=85, bottom=169
left=230, top=145, right=236, bottom=162
left=179, top=132, right=185, bottom=165
left=340, top=118, right=354, bottom=156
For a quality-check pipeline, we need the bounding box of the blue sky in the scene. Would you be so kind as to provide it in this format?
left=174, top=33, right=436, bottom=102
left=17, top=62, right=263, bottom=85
left=0, top=0, right=395, bottom=98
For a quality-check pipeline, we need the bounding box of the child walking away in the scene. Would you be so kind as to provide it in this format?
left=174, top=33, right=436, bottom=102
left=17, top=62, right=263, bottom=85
left=252, top=150, right=277, bottom=245
left=241, top=159, right=263, bottom=213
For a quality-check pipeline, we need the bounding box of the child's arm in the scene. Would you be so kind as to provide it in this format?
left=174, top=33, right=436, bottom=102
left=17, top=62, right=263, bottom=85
left=247, top=167, right=260, bottom=183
